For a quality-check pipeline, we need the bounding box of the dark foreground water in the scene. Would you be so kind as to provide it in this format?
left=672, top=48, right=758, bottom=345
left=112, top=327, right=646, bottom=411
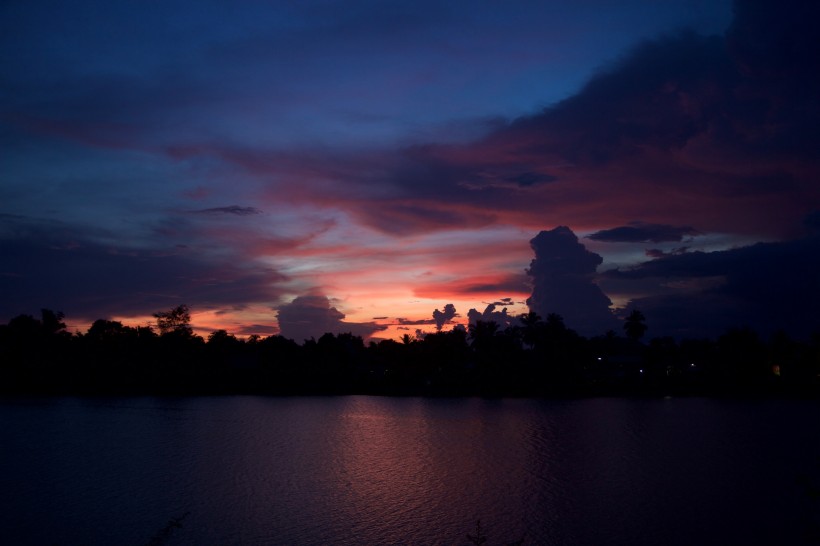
left=1, top=396, right=819, bottom=545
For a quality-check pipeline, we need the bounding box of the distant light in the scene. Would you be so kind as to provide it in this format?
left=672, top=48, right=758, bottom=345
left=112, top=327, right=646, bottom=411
left=690, top=363, right=696, bottom=367
left=597, top=357, right=602, bottom=361
left=639, top=369, right=644, bottom=373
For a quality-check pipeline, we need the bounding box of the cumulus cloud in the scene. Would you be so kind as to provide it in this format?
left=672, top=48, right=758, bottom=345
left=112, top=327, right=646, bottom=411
left=588, top=222, right=698, bottom=243
left=276, top=294, right=386, bottom=343
left=526, top=226, right=617, bottom=335
left=467, top=304, right=513, bottom=329
left=432, top=303, right=457, bottom=331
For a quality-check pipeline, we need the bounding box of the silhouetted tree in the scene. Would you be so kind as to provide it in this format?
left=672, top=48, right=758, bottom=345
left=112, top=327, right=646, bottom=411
left=717, top=327, right=769, bottom=389
left=207, top=329, right=239, bottom=347
left=469, top=320, right=499, bottom=350
left=519, top=311, right=543, bottom=349
left=544, top=313, right=567, bottom=337
left=154, top=304, right=192, bottom=337
left=2, top=304, right=820, bottom=397
left=40, top=308, right=67, bottom=336
left=624, top=309, right=647, bottom=341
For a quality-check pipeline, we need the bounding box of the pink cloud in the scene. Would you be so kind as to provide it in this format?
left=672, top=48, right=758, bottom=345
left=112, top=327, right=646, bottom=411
left=413, top=273, right=530, bottom=300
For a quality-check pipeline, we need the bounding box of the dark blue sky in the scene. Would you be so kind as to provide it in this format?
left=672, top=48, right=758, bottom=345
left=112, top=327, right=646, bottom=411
left=2, top=0, right=818, bottom=340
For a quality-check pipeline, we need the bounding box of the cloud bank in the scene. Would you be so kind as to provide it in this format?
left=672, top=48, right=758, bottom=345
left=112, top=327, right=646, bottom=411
left=588, top=222, right=698, bottom=243
left=606, top=235, right=820, bottom=338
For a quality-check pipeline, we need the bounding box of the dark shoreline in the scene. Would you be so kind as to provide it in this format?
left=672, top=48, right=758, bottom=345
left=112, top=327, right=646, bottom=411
left=3, top=310, right=819, bottom=400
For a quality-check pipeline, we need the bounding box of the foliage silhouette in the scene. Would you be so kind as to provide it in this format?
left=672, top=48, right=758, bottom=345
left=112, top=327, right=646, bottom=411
left=153, top=304, right=192, bottom=337
left=1, top=305, right=819, bottom=397
left=624, top=309, right=648, bottom=341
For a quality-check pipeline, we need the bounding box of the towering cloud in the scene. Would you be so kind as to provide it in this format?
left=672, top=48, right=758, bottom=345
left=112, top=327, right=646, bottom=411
left=526, top=227, right=617, bottom=335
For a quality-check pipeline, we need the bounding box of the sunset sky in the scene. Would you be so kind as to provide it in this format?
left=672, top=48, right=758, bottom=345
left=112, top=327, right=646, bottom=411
left=2, top=0, right=819, bottom=341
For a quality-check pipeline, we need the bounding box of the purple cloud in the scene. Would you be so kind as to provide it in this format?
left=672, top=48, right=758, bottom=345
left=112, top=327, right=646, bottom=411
left=588, top=222, right=698, bottom=243
left=192, top=206, right=263, bottom=216
left=0, top=224, right=288, bottom=322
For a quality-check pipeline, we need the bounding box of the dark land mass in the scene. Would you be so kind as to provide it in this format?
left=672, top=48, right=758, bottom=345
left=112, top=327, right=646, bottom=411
left=1, top=307, right=819, bottom=398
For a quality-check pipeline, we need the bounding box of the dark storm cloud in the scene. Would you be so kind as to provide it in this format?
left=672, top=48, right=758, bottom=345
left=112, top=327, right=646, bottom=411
left=727, top=0, right=820, bottom=87
left=497, top=32, right=726, bottom=162
left=526, top=227, right=617, bottom=335
left=610, top=236, right=820, bottom=338
left=192, top=206, right=263, bottom=216
left=588, top=222, right=699, bottom=243
left=276, top=295, right=386, bottom=343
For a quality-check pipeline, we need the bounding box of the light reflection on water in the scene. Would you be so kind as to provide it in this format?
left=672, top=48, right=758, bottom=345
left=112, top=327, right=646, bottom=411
left=1, top=396, right=819, bottom=545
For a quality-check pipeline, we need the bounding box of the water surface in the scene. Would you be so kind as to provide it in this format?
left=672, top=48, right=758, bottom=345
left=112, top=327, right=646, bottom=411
left=1, top=396, right=818, bottom=545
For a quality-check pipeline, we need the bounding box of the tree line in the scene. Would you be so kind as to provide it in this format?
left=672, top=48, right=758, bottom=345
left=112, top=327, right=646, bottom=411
left=1, top=305, right=818, bottom=397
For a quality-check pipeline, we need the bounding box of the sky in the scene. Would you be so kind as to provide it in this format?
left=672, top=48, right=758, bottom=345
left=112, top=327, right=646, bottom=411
left=2, top=0, right=819, bottom=341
